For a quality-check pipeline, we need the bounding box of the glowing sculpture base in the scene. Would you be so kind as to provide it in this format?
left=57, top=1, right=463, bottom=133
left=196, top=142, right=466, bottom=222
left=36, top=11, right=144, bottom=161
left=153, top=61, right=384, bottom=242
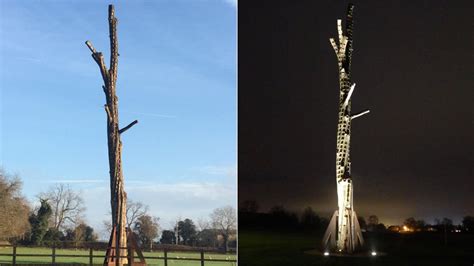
left=322, top=209, right=364, bottom=253
left=321, top=178, right=364, bottom=253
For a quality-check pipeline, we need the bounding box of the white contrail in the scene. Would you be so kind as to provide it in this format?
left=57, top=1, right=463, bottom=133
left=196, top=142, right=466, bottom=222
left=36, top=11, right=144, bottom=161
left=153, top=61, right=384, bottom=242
left=45, top=179, right=105, bottom=184
left=121, top=110, right=177, bottom=118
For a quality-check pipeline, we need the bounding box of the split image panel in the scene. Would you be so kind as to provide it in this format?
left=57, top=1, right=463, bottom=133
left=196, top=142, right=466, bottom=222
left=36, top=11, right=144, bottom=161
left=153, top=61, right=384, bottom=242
left=1, top=0, right=473, bottom=265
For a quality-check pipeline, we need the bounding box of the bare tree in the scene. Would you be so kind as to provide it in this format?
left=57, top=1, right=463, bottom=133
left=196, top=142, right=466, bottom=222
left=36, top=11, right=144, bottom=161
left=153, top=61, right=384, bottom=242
left=210, top=206, right=236, bottom=253
left=41, top=184, right=85, bottom=231
left=85, top=6, right=138, bottom=264
left=197, top=217, right=210, bottom=232
left=126, top=200, right=149, bottom=229
left=103, top=199, right=149, bottom=231
left=102, top=220, right=113, bottom=239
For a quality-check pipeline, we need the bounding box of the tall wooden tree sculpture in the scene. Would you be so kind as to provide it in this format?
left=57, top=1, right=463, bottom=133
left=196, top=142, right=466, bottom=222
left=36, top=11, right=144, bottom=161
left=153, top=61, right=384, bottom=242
left=322, top=4, right=369, bottom=253
left=85, top=5, right=144, bottom=266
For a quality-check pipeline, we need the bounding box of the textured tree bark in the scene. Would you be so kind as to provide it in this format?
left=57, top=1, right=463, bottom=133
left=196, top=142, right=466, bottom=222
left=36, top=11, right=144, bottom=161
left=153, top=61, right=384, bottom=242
left=85, top=5, right=137, bottom=266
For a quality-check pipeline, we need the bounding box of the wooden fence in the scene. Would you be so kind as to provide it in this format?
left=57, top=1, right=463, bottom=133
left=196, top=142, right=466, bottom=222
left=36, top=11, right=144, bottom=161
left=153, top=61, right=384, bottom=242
left=0, top=245, right=237, bottom=266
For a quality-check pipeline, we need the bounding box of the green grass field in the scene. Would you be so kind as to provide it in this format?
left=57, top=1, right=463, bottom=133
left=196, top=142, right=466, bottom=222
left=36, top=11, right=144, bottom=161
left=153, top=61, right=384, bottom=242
left=239, top=230, right=474, bottom=266
left=0, top=247, right=236, bottom=266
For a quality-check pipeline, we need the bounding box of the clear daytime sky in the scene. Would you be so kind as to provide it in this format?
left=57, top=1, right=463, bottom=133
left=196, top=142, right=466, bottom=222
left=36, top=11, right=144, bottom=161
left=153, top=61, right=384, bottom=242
left=0, top=0, right=236, bottom=236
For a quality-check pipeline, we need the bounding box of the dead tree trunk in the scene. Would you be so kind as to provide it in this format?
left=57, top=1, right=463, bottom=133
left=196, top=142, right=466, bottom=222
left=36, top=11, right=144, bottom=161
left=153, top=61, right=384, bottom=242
left=85, top=5, right=138, bottom=266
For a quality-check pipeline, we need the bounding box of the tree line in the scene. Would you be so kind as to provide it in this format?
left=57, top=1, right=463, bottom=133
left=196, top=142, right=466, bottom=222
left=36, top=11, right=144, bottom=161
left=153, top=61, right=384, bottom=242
left=0, top=169, right=237, bottom=252
left=104, top=203, right=237, bottom=252
left=1, top=170, right=95, bottom=246
left=239, top=200, right=474, bottom=234
left=158, top=206, right=237, bottom=252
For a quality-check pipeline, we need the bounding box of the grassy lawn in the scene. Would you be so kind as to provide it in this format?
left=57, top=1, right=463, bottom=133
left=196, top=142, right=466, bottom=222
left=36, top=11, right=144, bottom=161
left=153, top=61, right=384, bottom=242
left=239, top=229, right=474, bottom=266
left=0, top=247, right=236, bottom=266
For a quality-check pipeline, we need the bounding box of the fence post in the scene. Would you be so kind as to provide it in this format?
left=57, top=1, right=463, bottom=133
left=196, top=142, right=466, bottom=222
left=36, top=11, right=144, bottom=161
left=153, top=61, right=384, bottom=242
left=12, top=246, right=16, bottom=266
left=164, top=249, right=168, bottom=266
left=52, top=245, right=56, bottom=265
left=200, top=250, right=205, bottom=266
left=89, top=248, right=93, bottom=266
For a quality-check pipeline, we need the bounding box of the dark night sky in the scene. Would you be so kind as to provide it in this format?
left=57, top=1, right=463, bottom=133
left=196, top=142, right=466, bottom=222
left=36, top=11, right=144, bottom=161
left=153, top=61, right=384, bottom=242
left=238, top=0, right=473, bottom=225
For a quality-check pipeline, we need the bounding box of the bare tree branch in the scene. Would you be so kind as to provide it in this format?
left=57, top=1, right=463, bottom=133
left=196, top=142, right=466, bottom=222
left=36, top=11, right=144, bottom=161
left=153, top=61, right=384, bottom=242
left=126, top=200, right=149, bottom=229
left=85, top=40, right=109, bottom=86
left=196, top=217, right=210, bottom=232
left=210, top=206, right=236, bottom=253
left=119, top=120, right=138, bottom=134
left=41, top=184, right=85, bottom=230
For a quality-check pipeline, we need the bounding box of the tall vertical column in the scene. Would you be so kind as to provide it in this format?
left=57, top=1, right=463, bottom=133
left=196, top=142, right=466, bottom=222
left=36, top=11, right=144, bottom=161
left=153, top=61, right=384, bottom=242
left=322, top=4, right=368, bottom=253
left=85, top=5, right=139, bottom=265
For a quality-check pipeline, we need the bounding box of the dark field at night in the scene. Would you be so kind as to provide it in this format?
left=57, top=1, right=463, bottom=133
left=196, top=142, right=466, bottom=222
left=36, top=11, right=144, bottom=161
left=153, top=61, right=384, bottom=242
left=238, top=230, right=474, bottom=266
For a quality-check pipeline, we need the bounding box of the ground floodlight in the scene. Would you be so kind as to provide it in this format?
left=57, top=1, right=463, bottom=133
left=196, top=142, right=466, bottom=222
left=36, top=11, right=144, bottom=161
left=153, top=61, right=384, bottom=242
left=324, top=251, right=330, bottom=256
left=371, top=251, right=377, bottom=256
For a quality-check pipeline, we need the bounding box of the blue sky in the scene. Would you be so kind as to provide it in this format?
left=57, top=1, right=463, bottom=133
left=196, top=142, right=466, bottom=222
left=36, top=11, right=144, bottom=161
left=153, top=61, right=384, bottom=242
left=0, top=0, right=236, bottom=235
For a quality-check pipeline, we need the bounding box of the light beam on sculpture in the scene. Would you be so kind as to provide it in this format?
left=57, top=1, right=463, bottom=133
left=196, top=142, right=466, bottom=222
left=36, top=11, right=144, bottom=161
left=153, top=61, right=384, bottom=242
left=322, top=4, right=369, bottom=253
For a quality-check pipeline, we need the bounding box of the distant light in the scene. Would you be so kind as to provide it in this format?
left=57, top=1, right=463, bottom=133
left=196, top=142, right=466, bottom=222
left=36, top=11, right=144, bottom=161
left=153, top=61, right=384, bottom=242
left=338, top=249, right=342, bottom=252
left=371, top=251, right=377, bottom=256
left=324, top=251, right=330, bottom=256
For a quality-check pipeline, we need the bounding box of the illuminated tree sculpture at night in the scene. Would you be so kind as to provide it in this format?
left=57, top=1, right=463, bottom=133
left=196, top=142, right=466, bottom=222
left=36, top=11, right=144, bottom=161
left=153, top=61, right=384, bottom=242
left=322, top=4, right=369, bottom=253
